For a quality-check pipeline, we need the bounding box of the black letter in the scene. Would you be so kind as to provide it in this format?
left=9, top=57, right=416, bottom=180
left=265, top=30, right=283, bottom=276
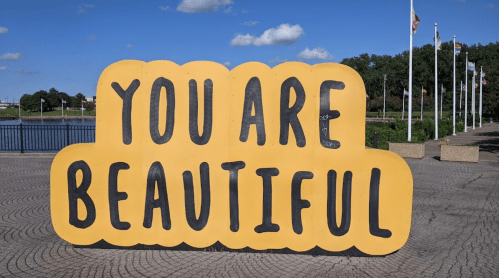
left=143, top=162, right=171, bottom=230
left=254, top=168, right=280, bottom=233
left=280, top=77, right=306, bottom=147
left=240, top=77, right=266, bottom=145
left=369, top=168, right=392, bottom=238
left=67, top=160, right=95, bottom=229
left=183, top=162, right=211, bottom=231
left=111, top=79, right=140, bottom=145
left=221, top=161, right=246, bottom=232
left=189, top=79, right=213, bottom=145
left=291, top=171, right=313, bottom=234
left=327, top=170, right=352, bottom=236
left=150, top=77, right=175, bottom=144
left=319, top=81, right=343, bottom=149
left=108, top=162, right=130, bottom=230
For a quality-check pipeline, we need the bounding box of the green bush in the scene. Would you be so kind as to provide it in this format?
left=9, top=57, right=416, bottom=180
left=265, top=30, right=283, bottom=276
left=366, top=118, right=463, bottom=150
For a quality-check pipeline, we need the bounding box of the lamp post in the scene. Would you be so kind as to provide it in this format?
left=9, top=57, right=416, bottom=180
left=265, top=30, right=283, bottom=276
left=434, top=23, right=438, bottom=140
left=383, top=74, right=386, bottom=119
left=421, top=86, right=424, bottom=121
left=465, top=53, right=468, bottom=132
left=453, top=35, right=456, bottom=135
left=480, top=66, right=483, bottom=128
left=40, top=98, right=45, bottom=117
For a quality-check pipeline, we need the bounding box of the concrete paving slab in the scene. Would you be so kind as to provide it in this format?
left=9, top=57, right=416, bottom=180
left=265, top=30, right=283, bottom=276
left=1, top=123, right=498, bottom=277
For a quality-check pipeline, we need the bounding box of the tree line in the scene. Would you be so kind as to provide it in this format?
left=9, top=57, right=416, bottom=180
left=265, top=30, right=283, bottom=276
left=340, top=41, right=499, bottom=117
left=20, top=88, right=95, bottom=112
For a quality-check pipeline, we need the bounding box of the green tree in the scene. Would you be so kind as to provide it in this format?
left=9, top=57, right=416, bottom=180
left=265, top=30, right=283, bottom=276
left=20, top=94, right=36, bottom=111
left=46, top=88, right=60, bottom=111
left=71, top=92, right=86, bottom=108
left=341, top=41, right=499, bottom=118
left=31, top=90, right=48, bottom=112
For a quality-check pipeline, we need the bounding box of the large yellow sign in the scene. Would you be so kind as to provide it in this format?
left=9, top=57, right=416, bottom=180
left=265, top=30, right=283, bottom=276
left=50, top=60, right=413, bottom=255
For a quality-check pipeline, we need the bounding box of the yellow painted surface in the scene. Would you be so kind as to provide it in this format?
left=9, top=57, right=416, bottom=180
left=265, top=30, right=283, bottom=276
left=50, top=60, right=413, bottom=255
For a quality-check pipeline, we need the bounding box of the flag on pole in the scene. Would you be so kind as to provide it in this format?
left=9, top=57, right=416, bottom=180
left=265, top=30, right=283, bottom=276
left=404, top=89, right=409, bottom=96
left=412, top=6, right=421, bottom=34
left=475, top=83, right=478, bottom=88
left=482, top=72, right=487, bottom=85
left=442, top=87, right=446, bottom=93
left=41, top=99, right=45, bottom=103
left=467, top=62, right=475, bottom=71
left=434, top=31, right=442, bottom=50
left=455, top=43, right=462, bottom=55
left=62, top=100, right=66, bottom=104
left=423, top=89, right=427, bottom=94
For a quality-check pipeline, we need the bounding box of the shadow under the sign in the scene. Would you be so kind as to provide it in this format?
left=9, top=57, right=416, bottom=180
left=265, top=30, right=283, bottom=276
left=74, top=239, right=397, bottom=258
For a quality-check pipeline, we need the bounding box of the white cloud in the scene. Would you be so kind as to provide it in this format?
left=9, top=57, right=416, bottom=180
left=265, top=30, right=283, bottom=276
left=243, top=21, right=258, bottom=26
left=231, top=24, right=304, bottom=46
left=125, top=44, right=134, bottom=50
left=177, top=0, right=233, bottom=13
left=0, top=53, right=22, bottom=60
left=14, top=68, right=37, bottom=74
left=159, top=5, right=170, bottom=11
left=297, top=47, right=332, bottom=60
left=78, top=4, right=95, bottom=14
left=269, top=56, right=288, bottom=65
left=223, top=61, right=231, bottom=67
left=242, top=9, right=249, bottom=13
left=230, top=34, right=255, bottom=46
left=88, top=34, right=98, bottom=40
left=0, top=66, right=7, bottom=71
left=224, top=6, right=233, bottom=13
left=0, top=27, right=8, bottom=35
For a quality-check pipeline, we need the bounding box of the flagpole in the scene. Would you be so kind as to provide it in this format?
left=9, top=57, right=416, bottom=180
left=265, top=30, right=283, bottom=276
left=383, top=74, right=386, bottom=119
left=408, top=0, right=413, bottom=142
left=460, top=80, right=462, bottom=118
left=440, top=84, right=443, bottom=120
left=472, top=70, right=475, bottom=130
left=434, top=23, right=438, bottom=140
left=62, top=100, right=64, bottom=117
left=453, top=35, right=456, bottom=135
left=421, top=86, right=423, bottom=121
left=465, top=53, right=468, bottom=132
left=402, top=90, right=405, bottom=120
left=41, top=99, right=43, bottom=118
left=480, top=66, right=482, bottom=128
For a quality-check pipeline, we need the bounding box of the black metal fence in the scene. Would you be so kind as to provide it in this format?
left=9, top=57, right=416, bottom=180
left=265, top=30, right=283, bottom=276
left=0, top=124, right=95, bottom=152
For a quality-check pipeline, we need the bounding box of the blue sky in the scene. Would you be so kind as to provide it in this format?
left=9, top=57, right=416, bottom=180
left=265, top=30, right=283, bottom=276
left=0, top=0, right=497, bottom=101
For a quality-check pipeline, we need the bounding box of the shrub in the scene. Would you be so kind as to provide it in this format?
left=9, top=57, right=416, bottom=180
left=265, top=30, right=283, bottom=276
left=366, top=118, right=461, bottom=150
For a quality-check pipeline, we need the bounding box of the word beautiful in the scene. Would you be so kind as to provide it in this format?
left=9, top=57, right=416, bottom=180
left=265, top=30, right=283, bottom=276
left=51, top=60, right=413, bottom=256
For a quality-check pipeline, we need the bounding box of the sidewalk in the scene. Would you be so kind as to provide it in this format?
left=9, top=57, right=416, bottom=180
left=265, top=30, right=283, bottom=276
left=1, top=123, right=498, bottom=277
left=423, top=122, right=499, bottom=163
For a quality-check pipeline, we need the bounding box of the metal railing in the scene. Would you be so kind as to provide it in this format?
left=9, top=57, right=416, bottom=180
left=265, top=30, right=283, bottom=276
left=0, top=124, right=95, bottom=153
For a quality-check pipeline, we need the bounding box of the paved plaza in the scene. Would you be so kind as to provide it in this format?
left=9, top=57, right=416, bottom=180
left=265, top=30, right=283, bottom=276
left=1, top=123, right=498, bottom=277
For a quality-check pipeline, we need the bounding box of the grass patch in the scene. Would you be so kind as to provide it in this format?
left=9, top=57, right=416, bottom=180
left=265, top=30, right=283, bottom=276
left=367, top=110, right=453, bottom=119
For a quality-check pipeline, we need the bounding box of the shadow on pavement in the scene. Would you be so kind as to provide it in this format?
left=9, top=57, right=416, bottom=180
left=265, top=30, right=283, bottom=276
left=75, top=240, right=396, bottom=258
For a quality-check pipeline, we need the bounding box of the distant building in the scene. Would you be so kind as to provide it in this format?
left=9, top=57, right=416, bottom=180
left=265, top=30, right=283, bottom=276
left=85, top=96, right=96, bottom=103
